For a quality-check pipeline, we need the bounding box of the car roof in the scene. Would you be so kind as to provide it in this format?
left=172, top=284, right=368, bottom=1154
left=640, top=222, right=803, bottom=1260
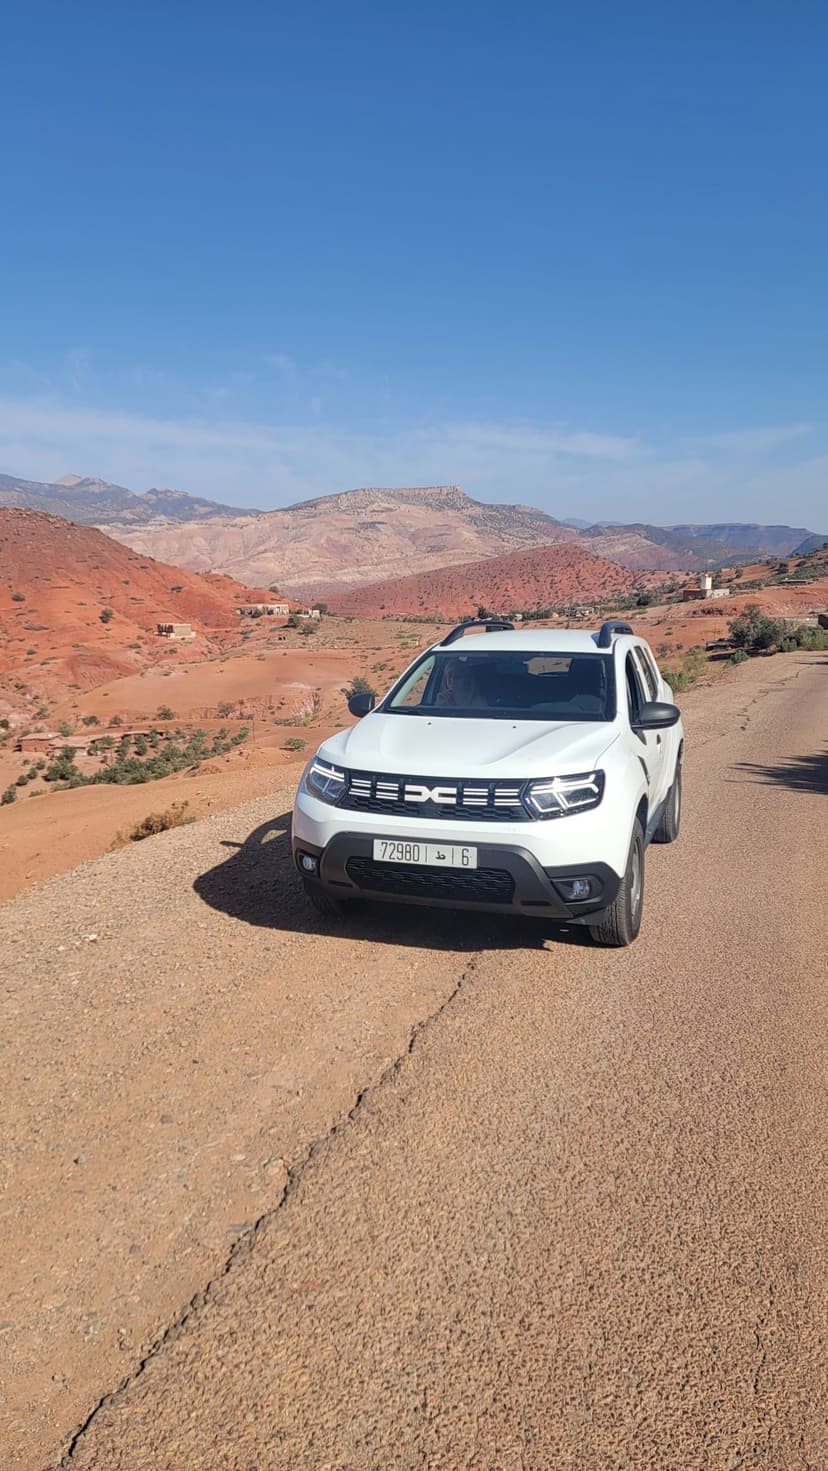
left=433, top=629, right=637, bottom=655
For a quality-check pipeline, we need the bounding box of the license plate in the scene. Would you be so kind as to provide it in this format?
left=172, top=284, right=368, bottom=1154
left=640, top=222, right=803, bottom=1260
left=372, top=839, right=478, bottom=869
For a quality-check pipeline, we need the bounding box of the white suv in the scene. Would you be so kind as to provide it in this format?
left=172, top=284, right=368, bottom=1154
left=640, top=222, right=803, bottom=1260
left=292, top=620, right=684, bottom=946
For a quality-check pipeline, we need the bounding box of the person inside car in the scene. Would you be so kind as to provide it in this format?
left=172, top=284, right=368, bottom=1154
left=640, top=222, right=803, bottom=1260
left=435, top=658, right=489, bottom=709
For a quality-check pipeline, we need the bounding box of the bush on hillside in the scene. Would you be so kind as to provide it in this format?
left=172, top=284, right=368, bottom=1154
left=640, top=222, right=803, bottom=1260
left=128, top=802, right=194, bottom=841
left=342, top=675, right=377, bottom=700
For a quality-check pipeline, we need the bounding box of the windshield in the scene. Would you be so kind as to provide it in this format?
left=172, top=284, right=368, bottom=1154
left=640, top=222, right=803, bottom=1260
left=385, top=650, right=616, bottom=722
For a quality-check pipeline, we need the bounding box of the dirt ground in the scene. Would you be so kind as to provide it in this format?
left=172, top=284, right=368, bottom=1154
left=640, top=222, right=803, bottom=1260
left=0, top=652, right=825, bottom=1470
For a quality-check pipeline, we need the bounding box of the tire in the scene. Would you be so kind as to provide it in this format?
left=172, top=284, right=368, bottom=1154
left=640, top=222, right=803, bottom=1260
left=589, top=820, right=645, bottom=948
left=652, top=762, right=682, bottom=844
left=302, top=878, right=344, bottom=919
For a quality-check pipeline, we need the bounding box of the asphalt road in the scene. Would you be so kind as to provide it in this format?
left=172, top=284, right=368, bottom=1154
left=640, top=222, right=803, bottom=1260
left=60, top=651, right=828, bottom=1470
left=3, top=653, right=827, bottom=1470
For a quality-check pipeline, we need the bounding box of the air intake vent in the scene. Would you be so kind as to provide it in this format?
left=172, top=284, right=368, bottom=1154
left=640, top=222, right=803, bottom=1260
left=345, top=857, right=515, bottom=904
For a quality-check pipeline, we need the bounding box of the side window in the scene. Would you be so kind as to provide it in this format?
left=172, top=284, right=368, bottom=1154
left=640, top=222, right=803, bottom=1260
left=393, top=655, right=435, bottom=707
left=625, top=653, right=646, bottom=724
left=634, top=645, right=658, bottom=701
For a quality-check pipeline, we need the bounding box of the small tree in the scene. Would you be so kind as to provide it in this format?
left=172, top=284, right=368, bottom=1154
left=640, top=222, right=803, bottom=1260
left=156, top=705, right=175, bottom=721
left=342, top=675, right=377, bottom=700
left=729, top=605, right=787, bottom=652
left=58, top=720, right=73, bottom=737
left=100, top=607, right=114, bottom=623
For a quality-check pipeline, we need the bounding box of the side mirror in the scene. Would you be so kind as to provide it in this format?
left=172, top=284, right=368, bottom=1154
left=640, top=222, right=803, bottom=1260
left=347, top=691, right=376, bottom=718
left=633, top=700, right=681, bottom=731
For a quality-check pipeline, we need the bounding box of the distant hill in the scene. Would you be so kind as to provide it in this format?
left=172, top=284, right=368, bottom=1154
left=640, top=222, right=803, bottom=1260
left=322, top=541, right=641, bottom=619
left=0, top=472, right=259, bottom=525
left=2, top=469, right=823, bottom=586
left=665, top=522, right=827, bottom=559
left=0, top=509, right=276, bottom=710
left=97, top=485, right=585, bottom=591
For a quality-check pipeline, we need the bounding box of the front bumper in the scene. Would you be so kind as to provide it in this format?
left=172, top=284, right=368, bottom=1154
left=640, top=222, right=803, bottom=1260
left=292, top=829, right=620, bottom=922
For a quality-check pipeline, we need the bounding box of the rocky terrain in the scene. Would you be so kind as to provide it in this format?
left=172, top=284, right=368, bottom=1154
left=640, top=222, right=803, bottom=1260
left=2, top=472, right=824, bottom=589
left=0, top=509, right=279, bottom=713
left=97, top=485, right=582, bottom=591
left=95, top=487, right=828, bottom=588
left=326, top=540, right=642, bottom=618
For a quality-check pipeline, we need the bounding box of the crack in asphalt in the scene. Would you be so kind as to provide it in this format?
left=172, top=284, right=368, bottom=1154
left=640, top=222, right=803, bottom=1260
left=55, top=950, right=482, bottom=1468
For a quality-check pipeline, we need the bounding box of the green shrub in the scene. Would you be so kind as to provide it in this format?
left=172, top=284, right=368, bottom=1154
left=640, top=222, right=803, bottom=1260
left=728, top=605, right=787, bottom=651
left=99, top=607, right=114, bottom=623
left=1, top=785, right=16, bottom=805
left=58, top=721, right=73, bottom=737
left=341, top=675, right=377, bottom=700
left=156, top=705, right=175, bottom=721
left=668, top=649, right=708, bottom=692
left=729, top=648, right=749, bottom=665
left=283, top=736, right=307, bottom=751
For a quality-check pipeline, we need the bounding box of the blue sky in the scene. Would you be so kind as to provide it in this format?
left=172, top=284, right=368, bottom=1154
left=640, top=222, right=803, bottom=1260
left=1, top=1, right=826, bottom=527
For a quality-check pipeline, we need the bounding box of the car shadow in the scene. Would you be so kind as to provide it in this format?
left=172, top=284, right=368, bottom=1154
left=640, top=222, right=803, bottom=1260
left=193, top=811, right=594, bottom=950
left=731, top=745, right=828, bottom=795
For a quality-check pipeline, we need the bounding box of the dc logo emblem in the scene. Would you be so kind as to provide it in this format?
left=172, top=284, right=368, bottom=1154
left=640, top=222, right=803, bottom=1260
left=403, top=783, right=457, bottom=805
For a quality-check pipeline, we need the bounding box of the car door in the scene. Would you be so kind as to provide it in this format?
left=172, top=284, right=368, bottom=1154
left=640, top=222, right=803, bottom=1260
left=635, top=641, right=679, bottom=789
left=624, top=650, right=668, bottom=817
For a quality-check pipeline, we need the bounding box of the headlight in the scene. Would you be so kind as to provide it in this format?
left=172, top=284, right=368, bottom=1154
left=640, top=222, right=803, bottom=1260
left=304, top=756, right=348, bottom=804
left=523, top=770, right=605, bottom=819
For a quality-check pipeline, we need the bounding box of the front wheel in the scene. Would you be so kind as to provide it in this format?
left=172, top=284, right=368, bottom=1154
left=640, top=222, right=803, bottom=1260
left=589, top=820, right=645, bottom=948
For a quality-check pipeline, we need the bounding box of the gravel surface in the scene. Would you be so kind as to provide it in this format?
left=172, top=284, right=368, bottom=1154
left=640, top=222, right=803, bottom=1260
left=2, top=652, right=826, bottom=1469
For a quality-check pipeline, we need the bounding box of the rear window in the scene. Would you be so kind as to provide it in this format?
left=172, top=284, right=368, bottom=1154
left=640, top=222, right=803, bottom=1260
left=385, top=650, right=615, bottom=722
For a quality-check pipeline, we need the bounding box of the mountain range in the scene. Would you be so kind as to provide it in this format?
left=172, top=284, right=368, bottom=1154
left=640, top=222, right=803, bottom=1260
left=0, top=472, right=260, bottom=525
left=1, top=470, right=824, bottom=591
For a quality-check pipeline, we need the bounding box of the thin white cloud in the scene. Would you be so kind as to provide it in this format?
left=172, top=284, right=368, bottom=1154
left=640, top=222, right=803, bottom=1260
left=701, top=423, right=813, bottom=453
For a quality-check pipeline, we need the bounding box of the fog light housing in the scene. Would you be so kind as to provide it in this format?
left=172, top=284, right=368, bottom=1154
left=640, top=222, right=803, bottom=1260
left=300, top=853, right=318, bottom=874
left=556, top=876, right=594, bottom=901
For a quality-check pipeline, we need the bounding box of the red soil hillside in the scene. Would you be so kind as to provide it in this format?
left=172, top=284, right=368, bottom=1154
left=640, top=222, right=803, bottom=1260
left=0, top=509, right=282, bottom=714
left=326, top=542, right=643, bottom=619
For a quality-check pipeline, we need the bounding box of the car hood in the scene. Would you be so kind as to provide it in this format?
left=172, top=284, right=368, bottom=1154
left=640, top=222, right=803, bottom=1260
left=319, top=713, right=619, bottom=778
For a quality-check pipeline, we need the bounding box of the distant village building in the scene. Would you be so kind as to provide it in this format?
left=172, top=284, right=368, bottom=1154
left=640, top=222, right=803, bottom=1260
left=236, top=602, right=290, bottom=618
left=156, top=621, right=195, bottom=639
left=299, top=607, right=321, bottom=620
left=17, top=732, right=61, bottom=754
left=683, top=572, right=731, bottom=602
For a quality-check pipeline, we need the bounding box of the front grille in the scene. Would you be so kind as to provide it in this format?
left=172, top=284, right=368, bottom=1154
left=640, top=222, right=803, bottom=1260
left=339, top=769, right=530, bottom=822
left=345, top=857, right=515, bottom=904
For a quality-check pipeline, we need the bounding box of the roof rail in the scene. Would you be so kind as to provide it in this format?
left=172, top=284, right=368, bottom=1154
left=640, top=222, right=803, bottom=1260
left=594, top=619, right=633, bottom=648
left=440, top=618, right=515, bottom=646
